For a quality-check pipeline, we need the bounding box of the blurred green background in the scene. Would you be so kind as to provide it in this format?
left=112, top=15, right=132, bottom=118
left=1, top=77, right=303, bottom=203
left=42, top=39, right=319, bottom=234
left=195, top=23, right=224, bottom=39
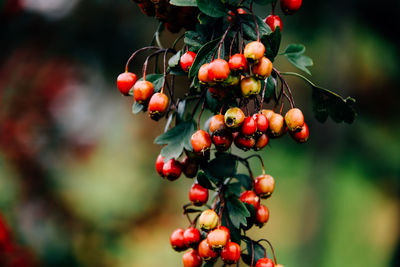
left=0, top=0, right=399, bottom=266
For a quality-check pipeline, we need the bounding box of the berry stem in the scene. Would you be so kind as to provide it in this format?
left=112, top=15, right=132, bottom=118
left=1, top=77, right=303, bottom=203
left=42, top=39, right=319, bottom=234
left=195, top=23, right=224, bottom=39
left=172, top=32, right=186, bottom=50
left=271, top=0, right=277, bottom=15
left=260, top=77, right=268, bottom=111
left=229, top=31, right=239, bottom=58
left=197, top=99, right=206, bottom=130
left=215, top=25, right=233, bottom=60
left=257, top=239, right=278, bottom=265
left=244, top=154, right=265, bottom=175
left=250, top=1, right=260, bottom=41
left=125, top=46, right=160, bottom=72
left=274, top=68, right=296, bottom=107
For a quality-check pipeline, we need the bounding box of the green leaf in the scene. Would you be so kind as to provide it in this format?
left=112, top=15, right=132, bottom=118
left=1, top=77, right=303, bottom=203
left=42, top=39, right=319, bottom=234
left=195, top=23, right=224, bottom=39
left=226, top=197, right=251, bottom=228
left=225, top=182, right=242, bottom=197
left=170, top=0, right=198, bottom=6
left=168, top=51, right=182, bottom=68
left=261, top=28, right=281, bottom=61
left=184, top=31, right=205, bottom=52
left=282, top=44, right=313, bottom=75
left=240, top=14, right=272, bottom=41
left=205, top=90, right=219, bottom=113
left=132, top=102, right=144, bottom=114
left=242, top=239, right=266, bottom=265
left=254, top=0, right=275, bottom=4
left=197, top=0, right=226, bottom=18
left=235, top=174, right=252, bottom=190
left=262, top=76, right=276, bottom=102
left=197, top=171, right=215, bottom=190
left=140, top=74, right=165, bottom=92
left=177, top=99, right=187, bottom=123
left=154, top=120, right=196, bottom=161
left=189, top=38, right=221, bottom=78
left=221, top=209, right=241, bottom=244
left=203, top=153, right=237, bottom=179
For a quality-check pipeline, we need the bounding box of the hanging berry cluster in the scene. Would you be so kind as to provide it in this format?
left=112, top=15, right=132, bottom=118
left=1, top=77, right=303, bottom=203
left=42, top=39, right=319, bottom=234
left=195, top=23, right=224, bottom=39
left=117, top=1, right=356, bottom=266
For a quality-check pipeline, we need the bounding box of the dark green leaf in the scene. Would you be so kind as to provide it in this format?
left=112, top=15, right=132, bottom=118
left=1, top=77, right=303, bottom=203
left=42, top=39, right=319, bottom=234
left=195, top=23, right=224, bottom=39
left=262, top=76, right=276, bottom=102
left=240, top=14, right=272, bottom=41
left=154, top=120, right=196, bottom=160
left=197, top=171, right=215, bottom=190
left=226, top=197, right=250, bottom=228
left=197, top=13, right=217, bottom=25
left=197, top=0, right=227, bottom=18
left=203, top=153, right=237, bottom=179
left=235, top=174, right=252, bottom=190
left=189, top=38, right=221, bottom=78
left=205, top=90, right=219, bottom=112
left=221, top=209, right=241, bottom=244
left=225, top=182, right=242, bottom=197
left=282, top=44, right=313, bottom=75
left=261, top=28, right=281, bottom=61
left=168, top=51, right=182, bottom=68
left=132, top=102, right=144, bottom=114
left=177, top=99, right=187, bottom=123
left=242, top=239, right=266, bottom=265
left=170, top=0, right=197, bottom=6
left=184, top=31, right=205, bottom=51
left=254, top=0, right=275, bottom=4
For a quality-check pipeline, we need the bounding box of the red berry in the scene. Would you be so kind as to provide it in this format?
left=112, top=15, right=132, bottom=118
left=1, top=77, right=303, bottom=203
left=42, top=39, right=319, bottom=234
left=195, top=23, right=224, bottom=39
left=180, top=51, right=197, bottom=72
left=224, top=107, right=245, bottom=128
left=198, top=63, right=211, bottom=84
left=290, top=122, right=309, bottom=143
left=133, top=80, right=154, bottom=104
left=155, top=154, right=165, bottom=177
left=183, top=227, right=201, bottom=248
left=227, top=8, right=247, bottom=23
left=199, top=210, right=218, bottom=231
left=212, top=130, right=233, bottom=152
left=198, top=239, right=218, bottom=261
left=255, top=258, right=275, bottom=267
left=244, top=41, right=265, bottom=63
left=189, top=183, right=209, bottom=206
left=254, top=133, right=269, bottom=151
left=117, top=72, right=137, bottom=96
left=221, top=242, right=241, bottom=264
left=191, top=130, right=212, bottom=154
left=253, top=113, right=269, bottom=133
left=254, top=174, right=275, bottom=198
left=162, top=159, right=182, bottom=181
left=252, top=57, right=273, bottom=79
left=265, top=15, right=283, bottom=31
left=209, top=114, right=227, bottom=133
left=181, top=157, right=199, bottom=178
left=183, top=249, right=203, bottom=267
left=239, top=190, right=260, bottom=209
left=280, top=0, right=302, bottom=15
left=228, top=54, right=248, bottom=73
left=207, top=228, right=229, bottom=250
left=241, top=76, right=261, bottom=97
left=256, top=205, right=270, bottom=227
left=234, top=134, right=256, bottom=151
left=218, top=226, right=230, bottom=242
left=285, top=108, right=305, bottom=132
left=148, top=92, right=169, bottom=121
left=241, top=117, right=257, bottom=136
left=208, top=59, right=230, bottom=82
left=170, top=228, right=187, bottom=252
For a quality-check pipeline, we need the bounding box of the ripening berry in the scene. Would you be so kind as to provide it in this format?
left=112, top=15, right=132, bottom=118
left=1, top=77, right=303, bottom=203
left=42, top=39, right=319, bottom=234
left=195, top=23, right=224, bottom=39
left=255, top=205, right=270, bottom=227
left=261, top=109, right=275, bottom=121
left=208, top=59, right=230, bottom=82
left=228, top=54, right=248, bottom=73
left=183, top=227, right=201, bottom=248
left=265, top=15, right=283, bottom=31
left=182, top=249, right=203, bottom=267
left=280, top=0, right=302, bottom=15
left=191, top=130, right=212, bottom=153
left=254, top=174, right=275, bottom=198
left=198, top=210, right=218, bottom=231
left=155, top=154, right=165, bottom=177
left=241, top=116, right=257, bottom=136
left=224, top=107, right=245, bottom=128
left=198, top=63, right=211, bottom=84
left=234, top=134, right=256, bottom=151
left=133, top=80, right=154, bottom=104
left=181, top=157, right=199, bottom=178
left=162, top=159, right=182, bottom=181
left=198, top=239, right=218, bottom=261
left=291, top=122, right=309, bottom=143
left=117, top=72, right=137, bottom=95
left=254, top=133, right=269, bottom=151
left=180, top=51, right=197, bottom=72
left=285, top=108, right=305, bottom=132
left=189, top=183, right=209, bottom=206
left=207, top=228, right=229, bottom=250
left=170, top=228, right=186, bottom=252
left=244, top=41, right=266, bottom=63
left=268, top=113, right=286, bottom=137
left=241, top=77, right=261, bottom=97
left=252, top=57, right=273, bottom=79
left=212, top=130, right=233, bottom=152
left=253, top=113, right=269, bottom=133
left=221, top=242, right=241, bottom=264
left=209, top=114, right=227, bottom=133
left=239, top=190, right=260, bottom=209
left=255, top=257, right=275, bottom=267
left=148, top=92, right=169, bottom=121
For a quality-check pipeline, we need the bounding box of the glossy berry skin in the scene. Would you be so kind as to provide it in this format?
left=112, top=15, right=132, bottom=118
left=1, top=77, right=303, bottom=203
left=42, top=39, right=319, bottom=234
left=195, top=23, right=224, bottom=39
left=253, top=113, right=269, bottom=133
left=133, top=80, right=154, bottom=104
left=291, top=122, right=309, bottom=143
left=241, top=77, right=261, bottom=97
left=228, top=54, right=248, bottom=73
left=239, top=190, right=260, bottom=209
left=162, top=159, right=182, bottom=181
left=244, top=41, right=265, bottom=63
left=182, top=249, right=203, bottom=267
left=280, top=0, right=302, bottom=15
left=241, top=116, right=257, bottom=136
left=180, top=51, right=196, bottom=72
left=269, top=113, right=286, bottom=137
left=155, top=154, right=165, bottom=177
left=183, top=227, right=201, bottom=248
left=234, top=134, right=256, bottom=151
left=207, top=229, right=229, bottom=250
left=224, top=107, right=245, bottom=128
left=252, top=57, right=273, bottom=79
left=181, top=157, right=199, bottom=178
left=198, top=239, right=218, bottom=261
left=254, top=174, right=275, bottom=198
left=117, top=72, right=137, bottom=96
left=255, top=258, right=275, bottom=267
left=265, top=15, right=283, bottom=32
left=198, top=63, right=211, bottom=84
left=189, top=183, right=209, bottom=206
left=212, top=130, right=233, bottom=152
left=208, top=59, right=230, bottom=82
left=254, top=133, right=269, bottom=151
left=170, top=228, right=187, bottom=252
left=148, top=92, right=169, bottom=121
left=256, top=205, right=270, bottom=227
left=199, top=210, right=218, bottom=231
left=221, top=242, right=241, bottom=264
left=209, top=114, right=226, bottom=133
left=218, top=226, right=230, bottom=242
left=191, top=130, right=212, bottom=154
left=285, top=108, right=305, bottom=132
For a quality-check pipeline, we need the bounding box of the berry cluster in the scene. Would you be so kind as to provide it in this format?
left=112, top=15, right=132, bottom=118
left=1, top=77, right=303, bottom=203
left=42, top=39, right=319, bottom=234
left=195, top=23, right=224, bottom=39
left=117, top=0, right=355, bottom=266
